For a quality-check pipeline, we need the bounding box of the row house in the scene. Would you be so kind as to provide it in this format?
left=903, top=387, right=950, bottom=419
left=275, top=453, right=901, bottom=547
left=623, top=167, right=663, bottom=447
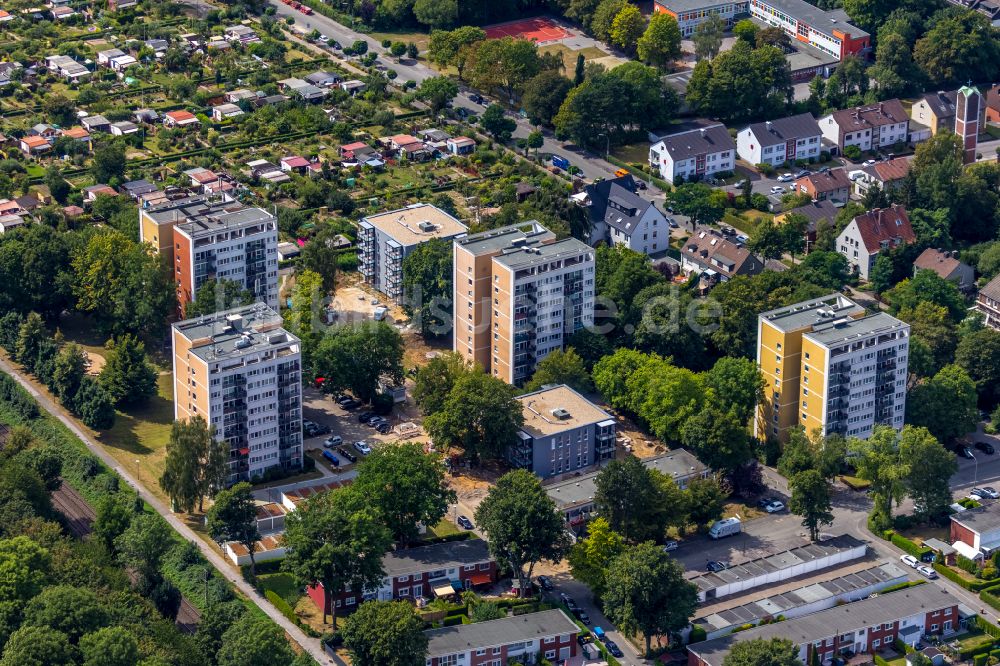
left=820, top=100, right=909, bottom=153
left=688, top=584, right=959, bottom=666
left=736, top=113, right=822, bottom=167
left=425, top=610, right=579, bottom=666
left=649, top=123, right=735, bottom=184
left=306, top=540, right=497, bottom=615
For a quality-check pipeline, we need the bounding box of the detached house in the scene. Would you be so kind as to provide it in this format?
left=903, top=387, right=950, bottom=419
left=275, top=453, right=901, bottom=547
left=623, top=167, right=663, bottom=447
left=820, top=100, right=909, bottom=153
left=19, top=135, right=51, bottom=155
left=736, top=113, right=822, bottom=167
left=649, top=123, right=735, bottom=184
left=795, top=168, right=851, bottom=203
left=836, top=204, right=915, bottom=280
left=594, top=182, right=668, bottom=255
left=224, top=24, right=260, bottom=44
left=977, top=275, right=1000, bottom=331
left=851, top=157, right=909, bottom=198
left=307, top=540, right=497, bottom=614
left=913, top=248, right=974, bottom=292
left=211, top=103, right=244, bottom=121
left=910, top=90, right=958, bottom=135
left=682, top=230, right=763, bottom=288
left=163, top=110, right=199, bottom=128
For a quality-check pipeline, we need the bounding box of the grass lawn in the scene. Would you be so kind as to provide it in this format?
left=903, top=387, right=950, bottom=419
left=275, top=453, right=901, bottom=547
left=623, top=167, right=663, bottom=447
left=958, top=630, right=994, bottom=652
left=538, top=43, right=609, bottom=72
left=610, top=142, right=651, bottom=165
left=423, top=518, right=462, bottom=541
left=259, top=573, right=301, bottom=606
left=370, top=29, right=431, bottom=51
left=24, top=164, right=45, bottom=178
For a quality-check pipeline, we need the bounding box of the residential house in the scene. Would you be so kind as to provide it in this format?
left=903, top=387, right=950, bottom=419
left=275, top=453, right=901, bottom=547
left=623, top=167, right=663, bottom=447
left=681, top=229, right=763, bottom=287
left=511, top=384, right=616, bottom=476
left=851, top=157, right=910, bottom=197
left=547, top=450, right=709, bottom=524
left=142, top=39, right=169, bottom=58
left=183, top=167, right=239, bottom=195
left=0, top=62, right=22, bottom=87
left=276, top=241, right=300, bottom=261
left=82, top=184, right=118, bottom=202
left=649, top=122, right=736, bottom=184
left=224, top=88, right=256, bottom=104
left=910, top=90, right=958, bottom=135
left=163, top=110, right=199, bottom=128
left=61, top=126, right=91, bottom=147
left=119, top=179, right=158, bottom=200
left=687, top=585, right=959, bottom=666
left=97, top=48, right=137, bottom=72
left=446, top=136, right=475, bottom=156
left=80, top=114, right=111, bottom=133
left=110, top=121, right=139, bottom=136
left=206, top=36, right=231, bottom=51
left=339, top=141, right=375, bottom=161
left=976, top=275, right=1000, bottom=331
left=211, top=103, right=244, bottom=121
left=0, top=10, right=14, bottom=22
left=45, top=55, right=90, bottom=81
left=775, top=199, right=840, bottom=251
left=0, top=215, right=29, bottom=233
left=246, top=159, right=290, bottom=184
left=425, top=610, right=579, bottom=666
left=835, top=204, right=915, bottom=280
left=134, top=108, right=159, bottom=124
left=224, top=24, right=260, bottom=44
left=913, top=248, right=975, bottom=292
left=280, top=156, right=310, bottom=174
left=304, top=70, right=341, bottom=88
left=13, top=195, right=38, bottom=214
left=306, top=540, right=497, bottom=613
left=795, top=168, right=851, bottom=203
left=736, top=113, right=823, bottom=167
left=28, top=124, right=59, bottom=140
left=593, top=182, right=668, bottom=255
left=943, top=0, right=1000, bottom=23
left=820, top=100, right=910, bottom=153
left=254, top=93, right=289, bottom=107
left=19, top=135, right=51, bottom=155
left=986, top=84, right=1000, bottom=125
left=386, top=134, right=431, bottom=161
left=573, top=175, right=638, bottom=245
left=277, top=77, right=325, bottom=102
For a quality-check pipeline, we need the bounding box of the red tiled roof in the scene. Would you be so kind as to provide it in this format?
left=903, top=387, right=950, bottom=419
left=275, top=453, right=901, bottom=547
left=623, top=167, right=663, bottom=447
left=986, top=84, right=1000, bottom=112
left=21, top=135, right=50, bottom=148
left=870, top=157, right=909, bottom=182
left=797, top=168, right=850, bottom=193
left=914, top=248, right=963, bottom=279
left=166, top=110, right=196, bottom=122
left=282, top=156, right=310, bottom=168
left=852, top=205, right=915, bottom=253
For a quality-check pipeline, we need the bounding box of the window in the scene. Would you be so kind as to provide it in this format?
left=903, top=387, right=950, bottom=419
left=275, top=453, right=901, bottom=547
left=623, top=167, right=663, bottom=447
left=492, top=647, right=501, bottom=655
left=398, top=587, right=409, bottom=597
left=545, top=651, right=556, bottom=660
left=476, top=650, right=486, bottom=657
left=873, top=639, right=880, bottom=648
left=544, top=637, right=555, bottom=644
left=931, top=624, right=939, bottom=632
left=398, top=575, right=409, bottom=583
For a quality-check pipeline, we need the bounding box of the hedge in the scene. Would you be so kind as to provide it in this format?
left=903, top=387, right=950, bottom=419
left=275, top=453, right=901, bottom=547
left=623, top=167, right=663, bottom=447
left=983, top=588, right=1000, bottom=613
left=890, top=533, right=932, bottom=559
left=975, top=654, right=989, bottom=666
left=880, top=580, right=926, bottom=595
left=873, top=654, right=890, bottom=666
left=932, top=562, right=997, bottom=591
left=266, top=589, right=297, bottom=623
left=979, top=616, right=1000, bottom=639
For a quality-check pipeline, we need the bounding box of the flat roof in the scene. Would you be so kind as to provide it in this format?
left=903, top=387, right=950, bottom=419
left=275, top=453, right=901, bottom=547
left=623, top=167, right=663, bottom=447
left=952, top=503, right=1000, bottom=535
left=517, top=385, right=613, bottom=438
left=456, top=221, right=555, bottom=256
left=494, top=237, right=592, bottom=271
left=545, top=450, right=707, bottom=510
left=361, top=203, right=467, bottom=247
left=759, top=293, right=864, bottom=333
left=145, top=195, right=274, bottom=238
left=694, top=561, right=909, bottom=634
left=804, top=312, right=908, bottom=347
left=689, top=585, right=956, bottom=666
left=426, top=609, right=578, bottom=657
left=759, top=0, right=869, bottom=38
left=382, top=539, right=492, bottom=578
left=172, top=304, right=299, bottom=363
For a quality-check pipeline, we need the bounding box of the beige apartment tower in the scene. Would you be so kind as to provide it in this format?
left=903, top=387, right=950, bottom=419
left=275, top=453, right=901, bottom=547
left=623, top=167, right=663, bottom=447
left=453, top=222, right=595, bottom=385
left=757, top=294, right=909, bottom=443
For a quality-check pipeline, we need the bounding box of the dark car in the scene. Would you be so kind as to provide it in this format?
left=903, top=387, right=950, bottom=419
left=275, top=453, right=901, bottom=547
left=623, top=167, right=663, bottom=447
left=366, top=415, right=387, bottom=426
left=959, top=446, right=976, bottom=459
left=572, top=607, right=591, bottom=624
left=340, top=399, right=361, bottom=410
left=375, top=422, right=391, bottom=434
left=577, top=634, right=592, bottom=646
left=357, top=411, right=375, bottom=423
left=337, top=447, right=357, bottom=463
left=560, top=593, right=579, bottom=610
left=976, top=441, right=995, bottom=455
left=537, top=575, right=553, bottom=591
left=707, top=560, right=729, bottom=573
left=757, top=496, right=778, bottom=509
left=795, top=169, right=811, bottom=179
left=605, top=640, right=624, bottom=658
left=470, top=93, right=485, bottom=104
left=335, top=395, right=353, bottom=405
left=457, top=515, right=474, bottom=530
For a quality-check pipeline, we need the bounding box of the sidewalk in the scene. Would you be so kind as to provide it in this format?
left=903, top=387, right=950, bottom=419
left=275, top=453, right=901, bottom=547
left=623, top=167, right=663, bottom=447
left=0, top=355, right=337, bottom=666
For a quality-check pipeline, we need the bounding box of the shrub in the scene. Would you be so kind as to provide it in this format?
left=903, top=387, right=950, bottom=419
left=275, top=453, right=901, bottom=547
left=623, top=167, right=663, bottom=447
left=689, top=625, right=707, bottom=644
left=974, top=654, right=988, bottom=666
left=958, top=554, right=981, bottom=576
left=874, top=654, right=890, bottom=666
left=843, top=145, right=862, bottom=160
left=265, top=589, right=297, bottom=625
left=889, top=533, right=930, bottom=560
left=880, top=580, right=925, bottom=595
left=934, top=562, right=997, bottom=591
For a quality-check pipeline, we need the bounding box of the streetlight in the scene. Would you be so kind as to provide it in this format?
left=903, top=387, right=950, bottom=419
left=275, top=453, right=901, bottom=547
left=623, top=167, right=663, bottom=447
left=135, top=459, right=140, bottom=484
left=972, top=452, right=979, bottom=486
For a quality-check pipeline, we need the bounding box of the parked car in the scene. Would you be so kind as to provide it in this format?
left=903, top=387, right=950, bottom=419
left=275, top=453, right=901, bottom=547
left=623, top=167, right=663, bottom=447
left=303, top=421, right=320, bottom=437
left=667, top=217, right=679, bottom=228
left=662, top=540, right=678, bottom=552
left=336, top=395, right=354, bottom=405
left=900, top=554, right=918, bottom=568
left=764, top=500, right=785, bottom=513
left=340, top=399, right=361, bottom=410
left=366, top=415, right=387, bottom=427
left=795, top=169, right=811, bottom=179
left=973, top=487, right=1000, bottom=499
left=357, top=411, right=375, bottom=423
left=560, top=593, right=578, bottom=610
left=323, top=435, right=343, bottom=448
left=375, top=422, right=391, bottom=434
left=353, top=440, right=372, bottom=455
left=976, top=441, right=995, bottom=455
left=537, top=575, right=553, bottom=591
left=469, top=93, right=485, bottom=104
left=917, top=565, right=938, bottom=579
left=757, top=496, right=779, bottom=509
left=572, top=608, right=591, bottom=624
left=709, top=517, right=742, bottom=539
left=337, top=446, right=357, bottom=463
left=706, top=560, right=729, bottom=572
left=776, top=173, right=794, bottom=182
left=769, top=185, right=785, bottom=195
left=322, top=450, right=339, bottom=467
left=577, top=634, right=591, bottom=646
left=457, top=515, right=474, bottom=530
left=313, top=422, right=330, bottom=435
left=959, top=446, right=975, bottom=459
left=605, top=640, right=624, bottom=658
left=862, top=159, right=877, bottom=167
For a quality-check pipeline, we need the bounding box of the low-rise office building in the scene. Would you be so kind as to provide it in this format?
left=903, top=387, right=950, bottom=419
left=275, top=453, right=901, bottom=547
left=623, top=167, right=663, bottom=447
left=951, top=503, right=1000, bottom=560
left=512, top=384, right=616, bottom=477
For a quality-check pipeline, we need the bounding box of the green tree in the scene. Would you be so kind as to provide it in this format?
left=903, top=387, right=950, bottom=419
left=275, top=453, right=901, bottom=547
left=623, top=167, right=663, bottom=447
left=637, top=12, right=681, bottom=68
left=899, top=426, right=957, bottom=519
left=159, top=416, right=211, bottom=514
left=896, top=302, right=956, bottom=376
left=480, top=103, right=516, bottom=141
left=467, top=37, right=541, bottom=105
left=567, top=517, right=625, bottom=600
left=685, top=41, right=792, bottom=123
left=217, top=612, right=296, bottom=666
left=705, top=356, right=765, bottom=424
left=603, top=543, right=698, bottom=655
left=591, top=0, right=628, bottom=42
left=522, top=71, right=574, bottom=127
left=913, top=11, right=999, bottom=87
left=313, top=322, right=404, bottom=403
left=80, top=627, right=139, bottom=666
left=401, top=237, right=452, bottom=337
left=427, top=27, right=486, bottom=80
left=886, top=269, right=966, bottom=323
left=469, top=600, right=504, bottom=622
left=412, top=352, right=469, bottom=415
left=93, top=496, right=132, bottom=554
left=906, top=364, right=979, bottom=444
left=99, top=335, right=157, bottom=408
left=523, top=348, right=593, bottom=393
left=185, top=279, right=254, bottom=319
left=299, top=229, right=341, bottom=293
left=685, top=476, right=727, bottom=527
left=44, top=166, right=69, bottom=205
left=681, top=408, right=754, bottom=478
left=789, top=469, right=833, bottom=541
left=525, top=130, right=544, bottom=157
left=424, top=369, right=523, bottom=462
left=722, top=637, right=800, bottom=666
left=474, top=470, right=570, bottom=596
left=868, top=32, right=921, bottom=99
left=91, top=143, right=127, bottom=184
left=73, top=378, right=115, bottom=431
left=283, top=486, right=392, bottom=627
left=207, top=482, right=261, bottom=577
left=909, top=131, right=964, bottom=211
left=955, top=328, right=1000, bottom=407
left=733, top=18, right=758, bottom=44
left=0, top=626, right=75, bottom=666
left=609, top=4, right=645, bottom=53
left=51, top=343, right=87, bottom=405
left=668, top=183, right=725, bottom=228
left=574, top=52, right=586, bottom=85
left=795, top=250, right=850, bottom=289
left=0, top=535, right=51, bottom=603
left=14, top=312, right=46, bottom=369
left=24, top=585, right=109, bottom=641
left=340, top=601, right=427, bottom=666
left=114, top=512, right=172, bottom=586
left=692, top=14, right=724, bottom=60
left=353, top=443, right=456, bottom=545
left=416, top=76, right=458, bottom=112
left=595, top=456, right=673, bottom=542
left=849, top=426, right=907, bottom=530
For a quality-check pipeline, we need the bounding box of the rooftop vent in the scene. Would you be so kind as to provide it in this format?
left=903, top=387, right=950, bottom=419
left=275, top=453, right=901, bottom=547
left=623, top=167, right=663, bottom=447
left=234, top=334, right=253, bottom=350
left=225, top=314, right=243, bottom=332
left=511, top=237, right=528, bottom=247
left=551, top=408, right=571, bottom=420
left=418, top=220, right=436, bottom=232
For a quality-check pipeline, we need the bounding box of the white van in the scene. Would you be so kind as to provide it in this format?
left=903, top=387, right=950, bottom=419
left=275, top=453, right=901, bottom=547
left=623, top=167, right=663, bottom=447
left=709, top=516, right=742, bottom=540
left=373, top=306, right=388, bottom=321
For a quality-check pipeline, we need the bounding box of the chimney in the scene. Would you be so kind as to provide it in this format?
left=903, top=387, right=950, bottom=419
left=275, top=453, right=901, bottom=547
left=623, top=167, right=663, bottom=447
left=700, top=128, right=706, bottom=137
left=766, top=120, right=773, bottom=132
left=879, top=102, right=884, bottom=114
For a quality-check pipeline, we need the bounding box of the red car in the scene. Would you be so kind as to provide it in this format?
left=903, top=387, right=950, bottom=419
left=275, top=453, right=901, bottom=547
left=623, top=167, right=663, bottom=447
left=300, top=6, right=313, bottom=14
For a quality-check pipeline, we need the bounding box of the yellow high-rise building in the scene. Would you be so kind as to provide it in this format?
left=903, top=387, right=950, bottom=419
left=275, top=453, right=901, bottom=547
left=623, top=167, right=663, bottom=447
left=757, top=294, right=909, bottom=442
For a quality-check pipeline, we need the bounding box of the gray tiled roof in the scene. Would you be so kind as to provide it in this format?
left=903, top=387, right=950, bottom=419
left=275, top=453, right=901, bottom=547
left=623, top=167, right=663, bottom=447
left=426, top=610, right=578, bottom=657
left=654, top=123, right=735, bottom=162
left=382, top=539, right=492, bottom=578
left=743, top=113, right=821, bottom=147
left=604, top=184, right=654, bottom=234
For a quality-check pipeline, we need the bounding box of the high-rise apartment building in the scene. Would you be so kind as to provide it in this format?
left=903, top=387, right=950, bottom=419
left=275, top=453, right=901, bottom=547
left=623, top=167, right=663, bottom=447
left=139, top=194, right=278, bottom=315
left=453, top=222, right=595, bottom=385
left=358, top=203, right=468, bottom=303
left=171, top=304, right=302, bottom=484
left=757, top=294, right=909, bottom=442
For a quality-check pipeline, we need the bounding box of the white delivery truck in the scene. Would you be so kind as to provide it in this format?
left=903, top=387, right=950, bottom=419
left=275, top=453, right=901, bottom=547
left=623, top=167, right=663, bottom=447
left=708, top=516, right=742, bottom=539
